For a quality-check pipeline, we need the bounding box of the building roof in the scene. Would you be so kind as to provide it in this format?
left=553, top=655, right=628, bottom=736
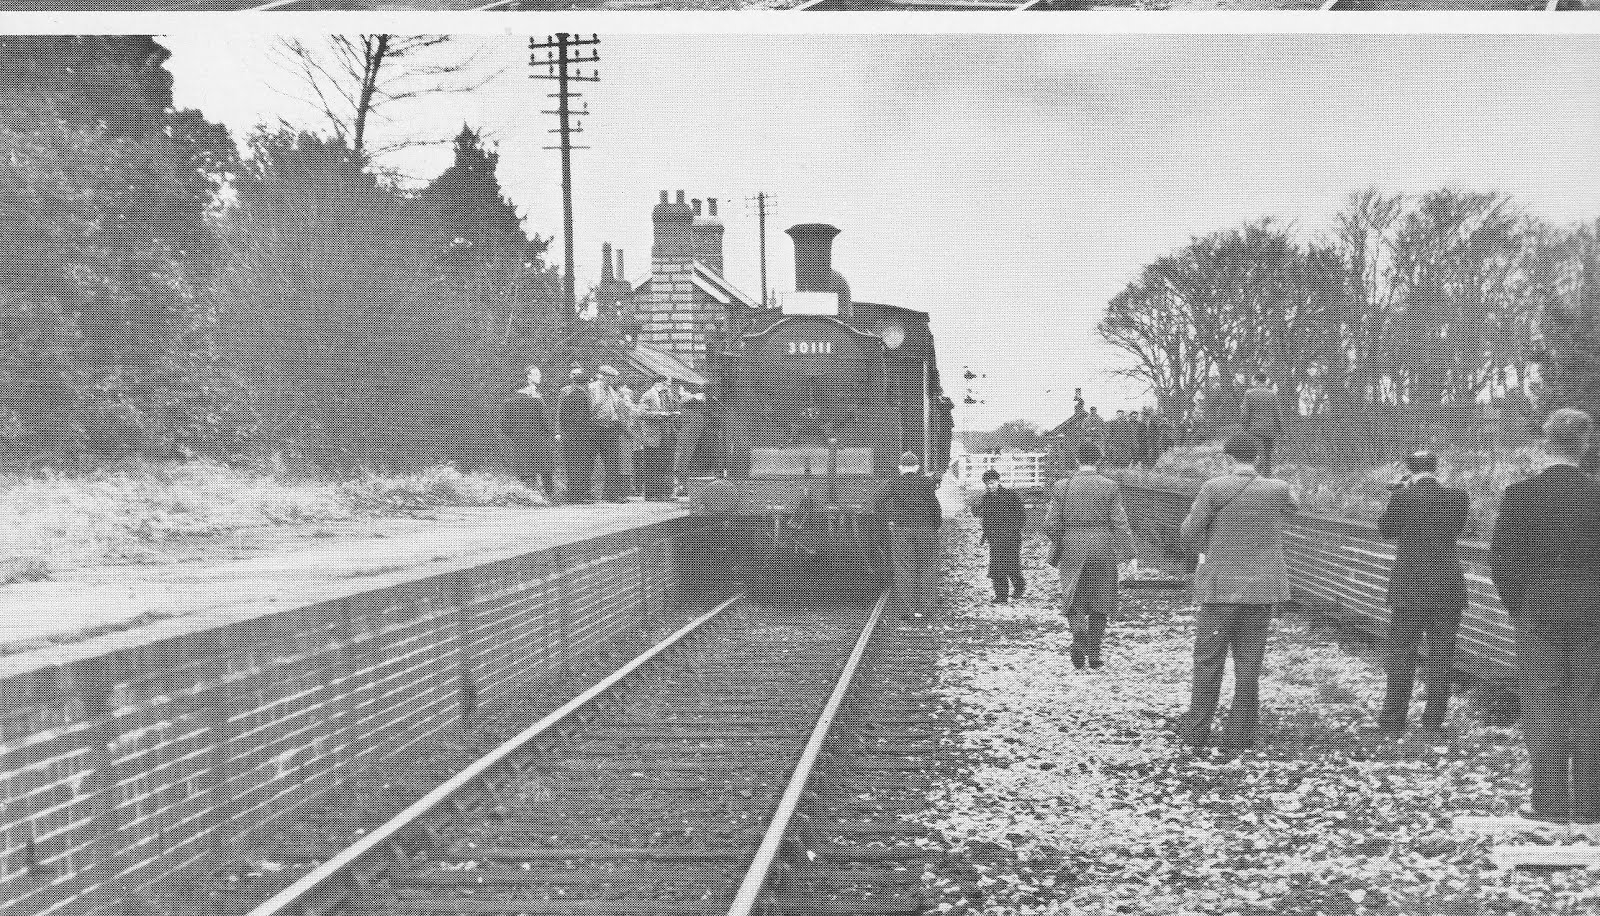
left=629, top=262, right=762, bottom=311
left=597, top=340, right=708, bottom=387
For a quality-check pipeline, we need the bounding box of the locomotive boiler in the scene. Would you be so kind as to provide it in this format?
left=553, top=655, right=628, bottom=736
left=686, top=222, right=952, bottom=584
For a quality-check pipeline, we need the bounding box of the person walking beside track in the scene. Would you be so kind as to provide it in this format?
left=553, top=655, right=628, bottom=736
left=499, top=365, right=559, bottom=500
left=1240, top=372, right=1286, bottom=475
left=1490, top=408, right=1600, bottom=828
left=871, top=451, right=943, bottom=619
left=973, top=468, right=1027, bottom=605
left=1044, top=442, right=1135, bottom=670
left=1375, top=451, right=1471, bottom=737
left=557, top=366, right=597, bottom=503
left=1177, top=433, right=1298, bottom=754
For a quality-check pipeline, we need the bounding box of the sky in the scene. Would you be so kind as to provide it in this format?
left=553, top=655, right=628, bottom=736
left=163, top=32, right=1600, bottom=432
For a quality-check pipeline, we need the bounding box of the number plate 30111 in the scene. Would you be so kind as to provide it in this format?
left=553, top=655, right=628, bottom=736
left=786, top=341, right=834, bottom=356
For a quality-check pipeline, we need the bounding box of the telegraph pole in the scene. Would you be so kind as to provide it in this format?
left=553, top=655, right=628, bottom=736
left=530, top=33, right=600, bottom=320
left=748, top=192, right=774, bottom=307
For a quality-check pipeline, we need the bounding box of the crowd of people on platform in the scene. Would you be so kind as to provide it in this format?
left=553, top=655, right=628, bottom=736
left=959, top=377, right=1600, bottom=829
left=498, top=363, right=711, bottom=504
left=1055, top=387, right=1181, bottom=469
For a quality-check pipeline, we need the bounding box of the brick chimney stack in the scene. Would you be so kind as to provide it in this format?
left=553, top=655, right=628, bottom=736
left=691, top=197, right=726, bottom=274
left=652, top=190, right=693, bottom=258
left=646, top=190, right=710, bottom=367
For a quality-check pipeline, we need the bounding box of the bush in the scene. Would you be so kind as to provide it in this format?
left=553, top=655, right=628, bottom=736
left=1121, top=439, right=1549, bottom=540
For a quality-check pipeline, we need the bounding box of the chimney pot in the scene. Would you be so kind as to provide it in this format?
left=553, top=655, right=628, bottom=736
left=660, top=190, right=668, bottom=204
left=676, top=190, right=685, bottom=204
left=709, top=198, right=719, bottom=217
left=692, top=198, right=703, bottom=216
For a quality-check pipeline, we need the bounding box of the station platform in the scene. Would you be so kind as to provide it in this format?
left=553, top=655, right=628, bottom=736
left=0, top=501, right=686, bottom=669
left=1, top=499, right=699, bottom=916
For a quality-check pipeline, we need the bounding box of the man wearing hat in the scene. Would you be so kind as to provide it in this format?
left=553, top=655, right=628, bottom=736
left=1376, top=451, right=1471, bottom=736
left=973, top=468, right=1027, bottom=604
left=557, top=366, right=597, bottom=502
left=589, top=365, right=629, bottom=502
left=871, top=452, right=944, bottom=618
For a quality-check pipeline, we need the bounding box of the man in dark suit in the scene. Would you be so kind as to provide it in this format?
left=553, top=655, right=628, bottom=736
left=1491, top=408, right=1600, bottom=825
left=556, top=367, right=597, bottom=503
left=973, top=468, right=1026, bottom=604
left=1376, top=451, right=1471, bottom=736
left=1239, top=373, right=1286, bottom=475
left=872, top=451, right=944, bottom=618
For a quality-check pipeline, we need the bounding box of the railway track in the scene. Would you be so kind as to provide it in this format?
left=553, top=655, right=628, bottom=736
left=166, top=589, right=947, bottom=916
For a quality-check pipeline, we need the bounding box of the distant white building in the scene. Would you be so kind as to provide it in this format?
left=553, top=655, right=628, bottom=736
left=954, top=451, right=1047, bottom=490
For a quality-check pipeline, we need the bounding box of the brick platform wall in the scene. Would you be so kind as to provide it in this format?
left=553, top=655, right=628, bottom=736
left=0, top=518, right=700, bottom=916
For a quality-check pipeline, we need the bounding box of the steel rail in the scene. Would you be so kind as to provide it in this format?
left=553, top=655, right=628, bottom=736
left=725, top=588, right=892, bottom=916
left=243, top=592, right=745, bottom=916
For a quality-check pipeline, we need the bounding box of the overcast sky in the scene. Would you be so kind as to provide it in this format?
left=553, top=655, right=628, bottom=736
left=164, top=32, right=1600, bottom=431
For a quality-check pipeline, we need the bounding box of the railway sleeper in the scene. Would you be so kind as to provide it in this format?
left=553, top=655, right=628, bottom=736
left=391, top=862, right=749, bottom=888
left=444, top=845, right=755, bottom=862
left=389, top=900, right=743, bottom=916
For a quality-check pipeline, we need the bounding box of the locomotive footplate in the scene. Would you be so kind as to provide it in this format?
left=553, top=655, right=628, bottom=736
left=685, top=476, right=890, bottom=588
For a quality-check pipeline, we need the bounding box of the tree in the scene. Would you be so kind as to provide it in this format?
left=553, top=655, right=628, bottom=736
left=1328, top=188, right=1404, bottom=411
left=1383, top=189, right=1536, bottom=408
left=410, top=125, right=565, bottom=359
left=0, top=36, right=250, bottom=455
left=1098, top=220, right=1341, bottom=419
left=968, top=420, right=1046, bottom=453
left=271, top=35, right=495, bottom=160
left=216, top=129, right=535, bottom=465
left=1535, top=220, right=1600, bottom=422
left=1098, top=267, right=1210, bottom=418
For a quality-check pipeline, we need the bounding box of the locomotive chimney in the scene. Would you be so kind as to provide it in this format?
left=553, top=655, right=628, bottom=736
left=788, top=223, right=840, bottom=294
left=787, top=223, right=851, bottom=317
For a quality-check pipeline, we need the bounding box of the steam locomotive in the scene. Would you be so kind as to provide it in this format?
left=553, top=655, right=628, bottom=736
left=686, top=222, right=953, bottom=581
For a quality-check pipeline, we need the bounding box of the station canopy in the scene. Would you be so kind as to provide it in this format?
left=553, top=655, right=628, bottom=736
left=604, top=341, right=709, bottom=388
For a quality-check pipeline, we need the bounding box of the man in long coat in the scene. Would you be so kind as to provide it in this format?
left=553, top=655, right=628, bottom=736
left=557, top=367, right=597, bottom=503
left=499, top=365, right=559, bottom=499
left=1177, top=433, right=1299, bottom=752
left=1376, top=451, right=1471, bottom=735
left=1044, top=443, right=1135, bottom=669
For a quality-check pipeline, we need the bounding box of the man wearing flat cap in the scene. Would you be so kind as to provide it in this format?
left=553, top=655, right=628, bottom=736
left=871, top=452, right=943, bottom=618
left=1376, top=451, right=1471, bottom=736
left=589, top=365, right=629, bottom=502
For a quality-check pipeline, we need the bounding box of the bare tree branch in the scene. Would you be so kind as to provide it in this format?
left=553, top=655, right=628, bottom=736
left=271, top=34, right=501, bottom=160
